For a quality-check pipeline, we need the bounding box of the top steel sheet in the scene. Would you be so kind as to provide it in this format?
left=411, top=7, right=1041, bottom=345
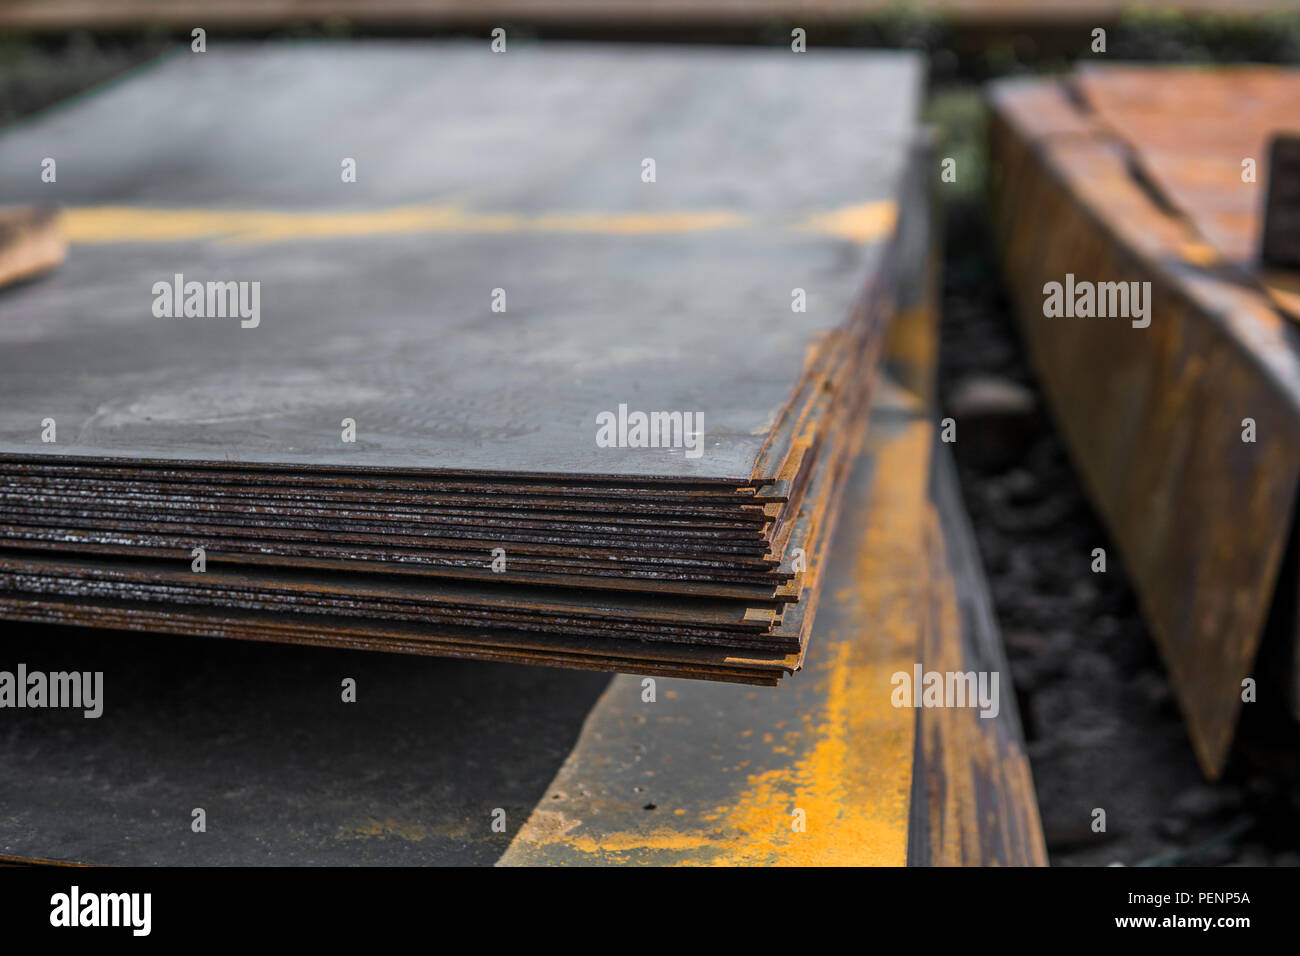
left=0, top=42, right=921, bottom=480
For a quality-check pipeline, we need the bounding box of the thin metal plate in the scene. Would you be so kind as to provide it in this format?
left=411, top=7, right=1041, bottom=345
left=0, top=43, right=921, bottom=481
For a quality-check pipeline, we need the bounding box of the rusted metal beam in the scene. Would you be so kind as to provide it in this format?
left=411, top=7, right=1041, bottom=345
left=988, top=69, right=1300, bottom=778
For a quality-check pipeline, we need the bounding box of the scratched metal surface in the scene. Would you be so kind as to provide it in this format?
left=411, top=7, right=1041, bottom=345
left=0, top=200, right=1044, bottom=864
left=0, top=42, right=920, bottom=480
left=0, top=380, right=906, bottom=865
left=0, top=329, right=884, bottom=673
left=496, top=408, right=917, bottom=866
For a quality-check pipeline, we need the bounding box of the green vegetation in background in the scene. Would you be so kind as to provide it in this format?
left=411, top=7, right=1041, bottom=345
left=923, top=87, right=987, bottom=203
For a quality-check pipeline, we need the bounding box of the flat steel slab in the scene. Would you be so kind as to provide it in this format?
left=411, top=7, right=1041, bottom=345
left=0, top=42, right=920, bottom=481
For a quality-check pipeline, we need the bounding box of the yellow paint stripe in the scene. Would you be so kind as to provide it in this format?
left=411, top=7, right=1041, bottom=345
left=799, top=200, right=899, bottom=244
left=60, top=201, right=896, bottom=246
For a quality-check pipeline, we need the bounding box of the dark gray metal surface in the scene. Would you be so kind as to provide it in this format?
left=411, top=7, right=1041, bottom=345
left=0, top=42, right=921, bottom=480
left=0, top=620, right=611, bottom=865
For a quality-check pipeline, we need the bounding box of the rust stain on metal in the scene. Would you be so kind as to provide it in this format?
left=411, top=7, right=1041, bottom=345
left=1074, top=66, right=1300, bottom=321
left=911, top=471, right=1047, bottom=866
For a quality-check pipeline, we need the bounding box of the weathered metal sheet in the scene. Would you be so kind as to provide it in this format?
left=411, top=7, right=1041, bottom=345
left=988, top=71, right=1300, bottom=777
left=494, top=412, right=1044, bottom=864
left=0, top=390, right=1042, bottom=866
left=0, top=206, right=1046, bottom=863
left=908, top=451, right=1046, bottom=866
left=496, top=393, right=931, bottom=865
left=0, top=43, right=920, bottom=482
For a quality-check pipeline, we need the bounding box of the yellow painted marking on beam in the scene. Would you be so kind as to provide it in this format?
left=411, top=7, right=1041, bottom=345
left=703, top=421, right=929, bottom=866
left=798, top=200, right=898, bottom=244
left=60, top=202, right=895, bottom=246
left=562, top=830, right=717, bottom=854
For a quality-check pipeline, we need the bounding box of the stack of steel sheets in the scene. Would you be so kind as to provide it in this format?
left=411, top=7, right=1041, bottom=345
left=0, top=43, right=923, bottom=683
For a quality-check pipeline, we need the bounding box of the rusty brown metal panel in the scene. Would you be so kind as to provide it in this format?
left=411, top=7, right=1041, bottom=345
left=908, top=450, right=1047, bottom=866
left=1075, top=66, right=1300, bottom=321
left=988, top=73, right=1300, bottom=778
